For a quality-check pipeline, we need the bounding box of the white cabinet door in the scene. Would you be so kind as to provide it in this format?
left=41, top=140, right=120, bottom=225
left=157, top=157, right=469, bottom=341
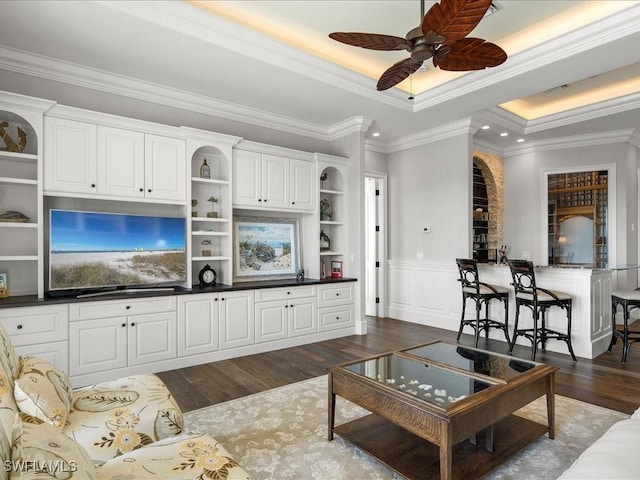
left=128, top=311, right=177, bottom=366
left=219, top=290, right=255, bottom=349
left=255, top=300, right=287, bottom=343
left=233, top=150, right=262, bottom=207
left=14, top=341, right=69, bottom=374
left=288, top=297, right=317, bottom=337
left=97, top=126, right=145, bottom=198
left=44, top=117, right=97, bottom=194
left=290, top=159, right=315, bottom=211
left=69, top=317, right=128, bottom=376
left=144, top=134, right=186, bottom=202
left=262, top=154, right=289, bottom=209
left=178, top=294, right=219, bottom=356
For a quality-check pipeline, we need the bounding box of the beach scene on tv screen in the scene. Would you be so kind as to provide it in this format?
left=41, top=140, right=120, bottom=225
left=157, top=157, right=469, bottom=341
left=50, top=211, right=186, bottom=290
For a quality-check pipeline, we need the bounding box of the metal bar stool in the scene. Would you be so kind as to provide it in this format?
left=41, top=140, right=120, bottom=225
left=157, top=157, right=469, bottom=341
left=507, top=259, right=577, bottom=361
left=608, top=290, right=640, bottom=363
left=455, top=258, right=510, bottom=347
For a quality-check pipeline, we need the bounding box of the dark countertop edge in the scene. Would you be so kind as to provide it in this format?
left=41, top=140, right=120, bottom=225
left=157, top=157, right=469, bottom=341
left=0, top=277, right=358, bottom=309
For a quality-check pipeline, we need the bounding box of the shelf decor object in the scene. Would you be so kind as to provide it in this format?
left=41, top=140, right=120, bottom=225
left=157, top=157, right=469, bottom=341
left=191, top=199, right=198, bottom=217
left=0, top=121, right=27, bottom=152
left=320, top=198, right=332, bottom=221
left=206, top=196, right=218, bottom=218
left=0, top=273, right=7, bottom=297
left=331, top=260, right=343, bottom=278
left=233, top=216, right=300, bottom=282
left=0, top=210, right=29, bottom=222
left=320, top=230, right=331, bottom=252
left=199, top=157, right=211, bottom=179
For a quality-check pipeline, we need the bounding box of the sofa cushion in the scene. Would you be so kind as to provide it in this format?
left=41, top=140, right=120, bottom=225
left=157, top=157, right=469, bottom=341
left=14, top=357, right=73, bottom=428
left=558, top=417, right=639, bottom=479
left=95, top=432, right=249, bottom=480
left=9, top=412, right=96, bottom=479
left=65, top=374, right=184, bottom=462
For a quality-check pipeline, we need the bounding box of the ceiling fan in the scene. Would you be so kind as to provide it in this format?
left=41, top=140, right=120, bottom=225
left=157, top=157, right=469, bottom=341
left=329, top=0, right=507, bottom=91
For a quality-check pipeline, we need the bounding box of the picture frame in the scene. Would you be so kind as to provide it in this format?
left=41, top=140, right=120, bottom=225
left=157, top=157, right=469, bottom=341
left=233, top=216, right=301, bottom=282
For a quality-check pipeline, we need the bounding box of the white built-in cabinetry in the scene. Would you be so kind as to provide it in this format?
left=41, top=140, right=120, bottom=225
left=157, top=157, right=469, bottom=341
left=233, top=145, right=316, bottom=212
left=44, top=116, right=186, bottom=203
left=0, top=304, right=69, bottom=371
left=255, top=285, right=317, bottom=342
left=317, top=158, right=347, bottom=278
left=68, top=296, right=177, bottom=377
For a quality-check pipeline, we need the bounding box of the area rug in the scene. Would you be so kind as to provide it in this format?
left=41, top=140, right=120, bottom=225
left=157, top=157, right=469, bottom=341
left=183, top=376, right=627, bottom=480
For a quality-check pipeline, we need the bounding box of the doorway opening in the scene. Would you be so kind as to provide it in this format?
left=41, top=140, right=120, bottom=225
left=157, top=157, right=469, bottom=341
left=365, top=173, right=386, bottom=317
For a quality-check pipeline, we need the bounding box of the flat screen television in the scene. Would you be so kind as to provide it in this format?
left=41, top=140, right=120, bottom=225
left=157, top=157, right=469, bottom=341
left=49, top=209, right=186, bottom=294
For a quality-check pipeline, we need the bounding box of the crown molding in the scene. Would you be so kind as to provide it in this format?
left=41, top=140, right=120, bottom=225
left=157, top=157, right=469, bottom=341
left=384, top=118, right=478, bottom=154
left=0, top=90, right=56, bottom=114
left=0, top=45, right=340, bottom=142
left=327, top=116, right=374, bottom=141
left=503, top=129, right=637, bottom=157
left=472, top=138, right=503, bottom=157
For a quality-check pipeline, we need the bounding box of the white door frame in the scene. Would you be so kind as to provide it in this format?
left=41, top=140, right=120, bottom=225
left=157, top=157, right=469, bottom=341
left=365, top=171, right=387, bottom=317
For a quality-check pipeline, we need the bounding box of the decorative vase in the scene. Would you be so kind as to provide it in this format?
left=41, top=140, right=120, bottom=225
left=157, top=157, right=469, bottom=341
left=192, top=211, right=198, bottom=217
left=201, top=250, right=211, bottom=257
left=207, top=211, right=218, bottom=218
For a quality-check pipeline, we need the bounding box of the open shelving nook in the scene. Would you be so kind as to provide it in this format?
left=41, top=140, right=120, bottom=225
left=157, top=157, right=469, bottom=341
left=184, top=128, right=240, bottom=287
left=319, top=165, right=344, bottom=278
left=0, top=95, right=55, bottom=297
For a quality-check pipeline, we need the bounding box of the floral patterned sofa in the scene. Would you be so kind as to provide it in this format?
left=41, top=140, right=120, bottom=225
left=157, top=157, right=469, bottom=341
left=0, top=323, right=249, bottom=479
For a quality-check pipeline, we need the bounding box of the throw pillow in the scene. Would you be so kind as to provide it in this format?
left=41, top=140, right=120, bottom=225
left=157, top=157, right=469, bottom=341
left=14, top=357, right=73, bottom=428
left=10, top=412, right=96, bottom=479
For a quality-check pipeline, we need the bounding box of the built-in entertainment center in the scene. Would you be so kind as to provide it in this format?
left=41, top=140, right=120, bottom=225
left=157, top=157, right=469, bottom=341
left=0, top=90, right=359, bottom=387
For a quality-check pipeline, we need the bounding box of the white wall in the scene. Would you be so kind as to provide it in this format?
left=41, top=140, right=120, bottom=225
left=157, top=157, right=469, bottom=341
left=387, top=133, right=473, bottom=262
left=364, top=147, right=388, bottom=173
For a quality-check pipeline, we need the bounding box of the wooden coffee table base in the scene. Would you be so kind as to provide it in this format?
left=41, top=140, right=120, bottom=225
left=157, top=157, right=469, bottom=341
left=334, top=413, right=548, bottom=480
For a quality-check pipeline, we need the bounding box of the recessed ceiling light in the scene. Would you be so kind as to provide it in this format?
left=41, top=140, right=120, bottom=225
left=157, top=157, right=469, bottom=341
left=372, top=132, right=380, bottom=137
left=481, top=125, right=490, bottom=130
left=500, top=132, right=509, bottom=137
left=517, top=138, right=525, bottom=143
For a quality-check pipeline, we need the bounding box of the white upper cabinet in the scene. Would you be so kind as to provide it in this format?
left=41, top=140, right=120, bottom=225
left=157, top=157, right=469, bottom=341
left=232, top=149, right=261, bottom=207
left=45, top=117, right=98, bottom=195
left=98, top=125, right=145, bottom=198
left=144, top=134, right=186, bottom=202
left=233, top=148, right=315, bottom=212
left=290, top=158, right=316, bottom=211
left=261, top=154, right=289, bottom=209
left=45, top=117, right=185, bottom=204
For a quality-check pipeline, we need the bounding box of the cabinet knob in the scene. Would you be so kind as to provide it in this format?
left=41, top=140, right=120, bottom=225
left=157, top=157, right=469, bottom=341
left=264, top=199, right=267, bottom=202
left=292, top=201, right=295, bottom=205
left=91, top=183, right=96, bottom=188
left=121, top=323, right=126, bottom=327
left=16, top=324, right=23, bottom=330
left=214, top=297, right=218, bottom=301
left=139, top=188, right=143, bottom=192
left=258, top=198, right=262, bottom=202
left=148, top=189, right=151, bottom=193
left=221, top=297, right=225, bottom=301
left=130, top=322, right=136, bottom=327
left=287, top=291, right=290, bottom=295
left=285, top=304, right=288, bottom=308
left=336, top=293, right=340, bottom=296
left=126, top=305, right=131, bottom=309
left=336, top=316, right=340, bottom=320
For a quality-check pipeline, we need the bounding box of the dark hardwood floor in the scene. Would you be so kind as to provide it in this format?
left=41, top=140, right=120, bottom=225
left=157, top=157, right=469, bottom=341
left=157, top=316, right=640, bottom=414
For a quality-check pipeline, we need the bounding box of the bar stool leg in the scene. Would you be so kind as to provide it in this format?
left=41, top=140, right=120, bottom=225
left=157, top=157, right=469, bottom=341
left=622, top=302, right=630, bottom=364
left=509, top=302, right=520, bottom=354
left=531, top=307, right=539, bottom=361
left=474, top=298, right=481, bottom=347
left=502, top=297, right=510, bottom=344
left=566, top=303, right=577, bottom=362
left=457, top=296, right=467, bottom=341
left=608, top=298, right=618, bottom=352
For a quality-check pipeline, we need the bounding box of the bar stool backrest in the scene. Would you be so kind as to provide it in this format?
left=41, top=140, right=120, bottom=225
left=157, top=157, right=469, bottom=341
left=456, top=258, right=480, bottom=294
left=508, top=259, right=537, bottom=296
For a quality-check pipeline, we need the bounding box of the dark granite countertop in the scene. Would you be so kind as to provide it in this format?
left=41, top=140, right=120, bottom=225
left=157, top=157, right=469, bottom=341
left=0, top=277, right=357, bottom=309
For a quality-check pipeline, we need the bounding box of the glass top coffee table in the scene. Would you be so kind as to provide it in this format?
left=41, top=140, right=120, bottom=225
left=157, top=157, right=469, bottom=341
left=328, top=341, right=558, bottom=480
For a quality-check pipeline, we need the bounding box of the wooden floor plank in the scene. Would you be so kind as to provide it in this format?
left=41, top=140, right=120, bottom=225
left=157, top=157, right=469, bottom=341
left=157, top=317, right=640, bottom=414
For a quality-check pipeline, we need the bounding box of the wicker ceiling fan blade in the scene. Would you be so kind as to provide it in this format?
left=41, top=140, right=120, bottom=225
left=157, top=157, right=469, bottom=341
left=329, top=32, right=411, bottom=51
left=433, top=38, right=507, bottom=71
left=422, top=0, right=492, bottom=42
left=376, top=57, right=423, bottom=91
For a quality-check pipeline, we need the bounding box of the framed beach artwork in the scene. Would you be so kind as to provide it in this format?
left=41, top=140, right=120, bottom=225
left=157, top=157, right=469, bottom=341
left=233, top=217, right=301, bottom=282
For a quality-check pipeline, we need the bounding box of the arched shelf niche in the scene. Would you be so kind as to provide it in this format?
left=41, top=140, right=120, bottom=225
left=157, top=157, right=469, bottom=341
left=472, top=152, right=504, bottom=262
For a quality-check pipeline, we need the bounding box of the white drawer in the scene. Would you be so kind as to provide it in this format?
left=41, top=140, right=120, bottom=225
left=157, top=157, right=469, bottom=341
left=318, top=305, right=354, bottom=332
left=69, top=296, right=177, bottom=320
left=0, top=305, right=69, bottom=346
left=14, top=341, right=69, bottom=374
left=255, top=285, right=317, bottom=302
left=318, top=283, right=354, bottom=308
